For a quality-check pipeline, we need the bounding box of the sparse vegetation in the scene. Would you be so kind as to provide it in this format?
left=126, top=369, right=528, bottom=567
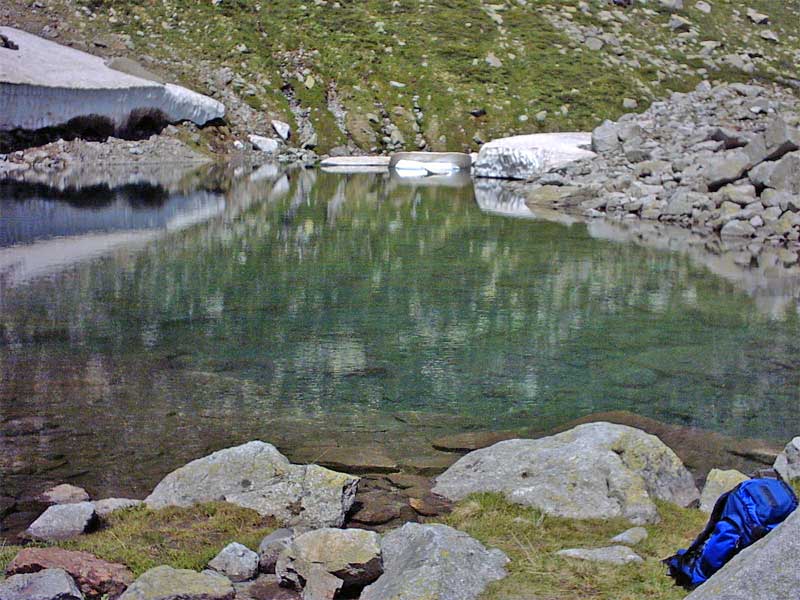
left=439, top=493, right=709, bottom=600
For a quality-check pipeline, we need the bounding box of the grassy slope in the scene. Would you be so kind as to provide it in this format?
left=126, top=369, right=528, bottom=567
left=30, top=0, right=799, bottom=153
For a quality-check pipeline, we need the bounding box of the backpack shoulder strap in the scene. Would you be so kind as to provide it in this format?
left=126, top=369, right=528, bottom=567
left=686, top=487, right=736, bottom=556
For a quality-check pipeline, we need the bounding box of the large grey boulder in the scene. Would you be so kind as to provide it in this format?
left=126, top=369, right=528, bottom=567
left=592, top=121, right=621, bottom=154
left=432, top=423, right=698, bottom=524
left=118, top=566, right=234, bottom=600
left=145, top=441, right=359, bottom=528
left=0, top=568, right=84, bottom=600
left=473, top=133, right=596, bottom=180
left=686, top=507, right=800, bottom=599
left=207, top=542, right=259, bottom=582
left=773, top=436, right=800, bottom=482
left=0, top=26, right=223, bottom=133
left=276, top=528, right=382, bottom=591
left=359, top=523, right=507, bottom=600
left=25, top=502, right=96, bottom=541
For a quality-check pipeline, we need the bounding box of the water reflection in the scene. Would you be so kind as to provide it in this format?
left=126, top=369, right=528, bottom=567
left=2, top=167, right=800, bottom=533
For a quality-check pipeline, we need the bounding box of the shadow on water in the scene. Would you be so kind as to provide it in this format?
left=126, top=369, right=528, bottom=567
left=2, top=164, right=800, bottom=538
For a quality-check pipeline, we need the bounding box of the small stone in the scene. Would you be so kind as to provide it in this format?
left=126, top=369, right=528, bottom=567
left=760, top=30, right=780, bottom=43
left=610, top=527, right=648, bottom=546
left=26, top=502, right=97, bottom=541
left=695, top=1, right=711, bottom=14
left=208, top=542, right=259, bottom=582
left=39, top=484, right=90, bottom=505
left=720, top=219, right=756, bottom=238
left=623, top=98, right=638, bottom=110
left=485, top=52, right=503, bottom=68
left=557, top=546, right=643, bottom=565
left=248, top=135, right=280, bottom=154
left=585, top=37, right=604, bottom=51
left=258, top=529, right=294, bottom=574
left=746, top=8, right=769, bottom=24
left=669, top=15, right=692, bottom=32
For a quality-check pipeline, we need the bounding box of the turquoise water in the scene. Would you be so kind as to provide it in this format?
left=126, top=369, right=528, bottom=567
left=1, top=169, right=799, bottom=511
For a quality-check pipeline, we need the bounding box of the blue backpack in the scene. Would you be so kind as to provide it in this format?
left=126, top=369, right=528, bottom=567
left=665, top=478, right=798, bottom=589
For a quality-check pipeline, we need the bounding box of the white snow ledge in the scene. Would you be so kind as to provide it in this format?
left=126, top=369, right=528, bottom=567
left=0, top=26, right=224, bottom=132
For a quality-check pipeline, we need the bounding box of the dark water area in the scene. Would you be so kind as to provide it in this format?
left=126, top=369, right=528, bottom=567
left=1, top=166, right=800, bottom=533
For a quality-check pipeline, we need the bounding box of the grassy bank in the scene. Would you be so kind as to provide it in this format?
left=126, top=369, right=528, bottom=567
left=441, top=493, right=708, bottom=600
left=7, top=0, right=799, bottom=153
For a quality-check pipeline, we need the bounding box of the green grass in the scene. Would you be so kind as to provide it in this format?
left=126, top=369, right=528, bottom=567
left=0, top=503, right=275, bottom=578
left=439, top=493, right=709, bottom=600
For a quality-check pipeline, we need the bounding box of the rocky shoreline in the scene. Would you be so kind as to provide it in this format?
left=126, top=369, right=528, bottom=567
left=2, top=423, right=799, bottom=600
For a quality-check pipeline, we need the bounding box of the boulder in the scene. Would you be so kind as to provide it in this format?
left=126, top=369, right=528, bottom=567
left=207, top=543, right=259, bottom=583
left=699, top=150, right=751, bottom=191
left=118, top=566, right=234, bottom=600
left=6, top=547, right=133, bottom=599
left=592, top=121, right=621, bottom=154
left=763, top=118, right=800, bottom=161
left=94, top=498, right=143, bottom=518
left=145, top=441, right=359, bottom=528
left=233, top=575, right=300, bottom=600
left=557, top=546, right=643, bottom=565
left=272, top=120, right=291, bottom=141
left=257, top=529, right=294, bottom=574
left=473, top=133, right=596, bottom=180
left=686, top=507, right=800, bottom=599
left=39, top=484, right=90, bottom=505
left=699, top=469, right=749, bottom=513
left=755, top=152, right=800, bottom=193
left=720, top=219, right=755, bottom=238
left=248, top=135, right=280, bottom=154
left=0, top=568, right=83, bottom=600
left=26, top=502, right=97, bottom=541
left=432, top=423, right=698, bottom=524
left=276, top=528, right=382, bottom=590
left=773, top=436, right=800, bottom=482
left=610, top=527, right=648, bottom=546
left=0, top=27, right=224, bottom=134
left=359, top=523, right=507, bottom=600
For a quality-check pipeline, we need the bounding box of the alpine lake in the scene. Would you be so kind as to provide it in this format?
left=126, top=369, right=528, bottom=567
left=2, top=164, right=800, bottom=535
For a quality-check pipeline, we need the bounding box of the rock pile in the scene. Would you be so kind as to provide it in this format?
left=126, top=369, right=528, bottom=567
left=530, top=82, right=800, bottom=259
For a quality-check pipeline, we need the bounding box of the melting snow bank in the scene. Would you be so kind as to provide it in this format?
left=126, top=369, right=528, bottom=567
left=473, top=133, right=596, bottom=180
left=0, top=26, right=224, bottom=134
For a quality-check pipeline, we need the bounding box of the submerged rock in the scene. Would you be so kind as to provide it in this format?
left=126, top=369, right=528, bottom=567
left=25, top=502, right=97, bottom=541
left=432, top=423, right=698, bottom=524
left=686, top=506, right=800, bottom=599
left=0, top=27, right=224, bottom=135
left=359, top=523, right=507, bottom=600
left=118, top=566, right=234, bottom=600
left=6, top=547, right=133, bottom=599
left=145, top=441, right=359, bottom=528
left=0, top=568, right=84, bottom=600
left=39, top=484, right=90, bottom=505
left=699, top=469, right=749, bottom=513
left=473, top=133, right=596, bottom=180
left=557, top=546, right=643, bottom=565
